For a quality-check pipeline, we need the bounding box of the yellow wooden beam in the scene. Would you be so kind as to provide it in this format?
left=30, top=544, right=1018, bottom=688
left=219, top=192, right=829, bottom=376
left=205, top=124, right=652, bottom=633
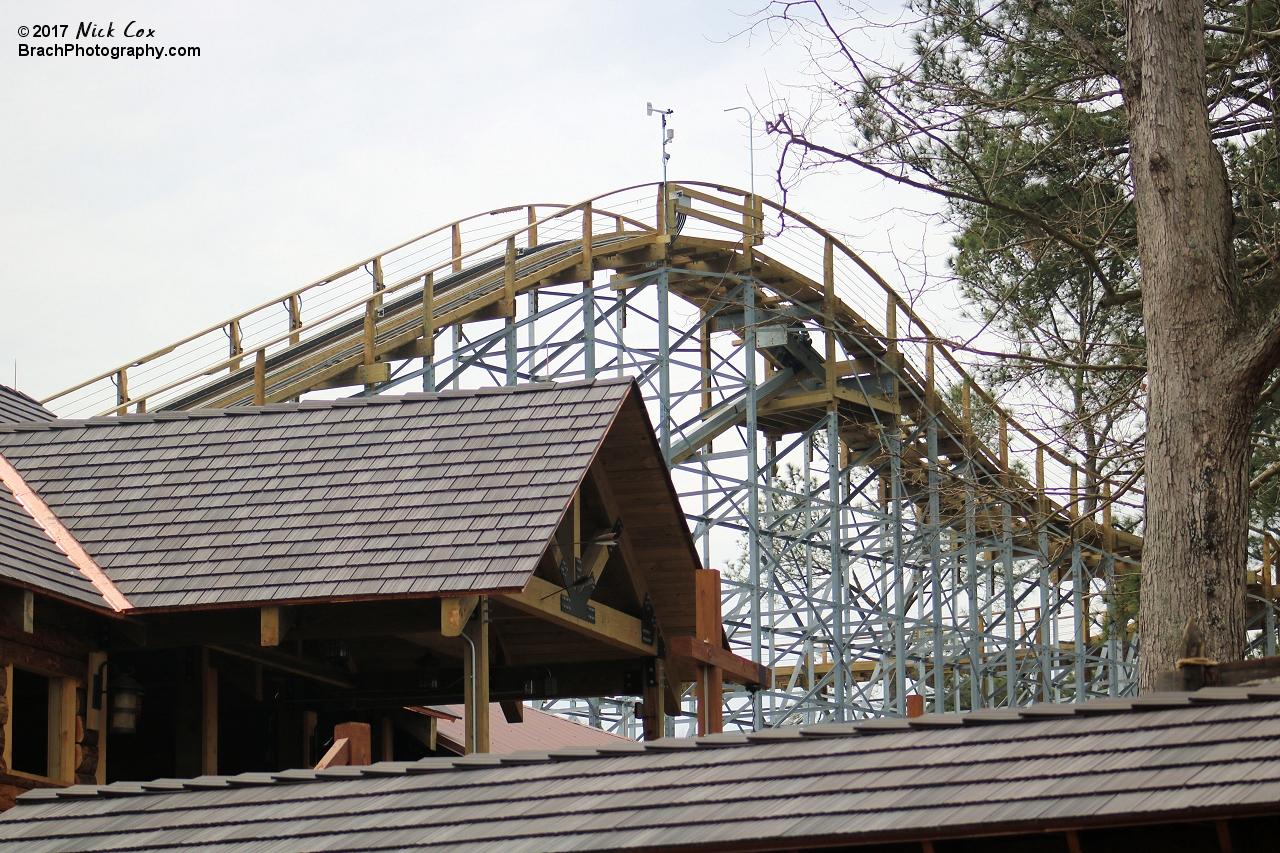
left=498, top=576, right=654, bottom=656
left=441, top=595, right=480, bottom=638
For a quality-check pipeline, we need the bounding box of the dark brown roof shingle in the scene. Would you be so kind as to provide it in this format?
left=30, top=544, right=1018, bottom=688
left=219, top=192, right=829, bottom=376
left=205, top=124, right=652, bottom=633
left=0, top=385, right=55, bottom=425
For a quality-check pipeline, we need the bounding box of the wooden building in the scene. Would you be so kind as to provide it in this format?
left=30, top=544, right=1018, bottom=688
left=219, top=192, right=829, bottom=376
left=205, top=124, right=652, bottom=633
left=0, top=379, right=761, bottom=806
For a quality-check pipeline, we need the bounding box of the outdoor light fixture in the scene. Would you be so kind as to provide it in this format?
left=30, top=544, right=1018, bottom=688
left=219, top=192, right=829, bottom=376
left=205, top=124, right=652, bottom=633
left=108, top=674, right=143, bottom=735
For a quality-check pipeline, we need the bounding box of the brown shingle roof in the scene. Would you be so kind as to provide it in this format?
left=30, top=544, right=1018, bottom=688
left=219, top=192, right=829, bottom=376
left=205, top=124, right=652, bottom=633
left=0, top=380, right=639, bottom=610
left=7, top=687, right=1280, bottom=851
left=0, top=475, right=107, bottom=607
left=0, top=385, right=54, bottom=425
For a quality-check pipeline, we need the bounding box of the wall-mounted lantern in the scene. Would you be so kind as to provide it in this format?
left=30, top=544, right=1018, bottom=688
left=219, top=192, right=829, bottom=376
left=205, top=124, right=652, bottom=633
left=108, top=674, right=143, bottom=735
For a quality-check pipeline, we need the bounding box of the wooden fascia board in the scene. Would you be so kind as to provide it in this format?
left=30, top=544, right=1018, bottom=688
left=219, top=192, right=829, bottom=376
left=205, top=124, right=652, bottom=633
left=497, top=575, right=655, bottom=657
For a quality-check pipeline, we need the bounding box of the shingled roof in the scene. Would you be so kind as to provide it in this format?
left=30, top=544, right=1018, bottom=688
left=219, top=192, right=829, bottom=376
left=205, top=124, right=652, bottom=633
left=5, top=687, right=1280, bottom=852
left=0, top=379, right=657, bottom=610
left=0, top=482, right=105, bottom=607
left=0, top=385, right=54, bottom=425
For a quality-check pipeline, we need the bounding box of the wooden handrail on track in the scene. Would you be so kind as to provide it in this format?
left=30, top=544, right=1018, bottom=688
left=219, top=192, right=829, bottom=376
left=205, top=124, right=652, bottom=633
left=41, top=181, right=1142, bottom=550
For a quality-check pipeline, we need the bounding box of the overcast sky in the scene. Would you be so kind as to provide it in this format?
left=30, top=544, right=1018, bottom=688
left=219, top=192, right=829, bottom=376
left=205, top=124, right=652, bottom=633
left=3, top=1, right=951, bottom=403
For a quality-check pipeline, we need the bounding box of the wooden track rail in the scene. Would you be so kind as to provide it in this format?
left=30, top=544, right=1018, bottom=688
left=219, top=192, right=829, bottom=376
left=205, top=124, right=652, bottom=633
left=43, top=182, right=1142, bottom=563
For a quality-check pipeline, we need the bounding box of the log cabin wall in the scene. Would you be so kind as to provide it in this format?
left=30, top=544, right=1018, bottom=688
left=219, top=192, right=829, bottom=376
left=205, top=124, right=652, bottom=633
left=0, top=587, right=108, bottom=808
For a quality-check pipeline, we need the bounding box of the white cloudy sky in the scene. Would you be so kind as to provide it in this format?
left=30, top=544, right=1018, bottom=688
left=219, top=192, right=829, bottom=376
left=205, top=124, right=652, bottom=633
left=2, top=0, right=954, bottom=402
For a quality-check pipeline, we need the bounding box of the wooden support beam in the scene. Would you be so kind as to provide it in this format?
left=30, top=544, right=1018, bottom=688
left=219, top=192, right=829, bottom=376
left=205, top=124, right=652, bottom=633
left=498, top=576, right=655, bottom=656
left=528, top=205, right=538, bottom=247
left=451, top=223, right=463, bottom=273
left=47, top=676, right=76, bottom=783
left=463, top=600, right=490, bottom=754
left=694, top=569, right=723, bottom=735
left=314, top=737, right=348, bottom=769
left=668, top=637, right=770, bottom=688
left=441, top=596, right=480, bottom=638
left=499, top=700, right=524, bottom=724
left=641, top=657, right=665, bottom=740
left=260, top=606, right=282, bottom=647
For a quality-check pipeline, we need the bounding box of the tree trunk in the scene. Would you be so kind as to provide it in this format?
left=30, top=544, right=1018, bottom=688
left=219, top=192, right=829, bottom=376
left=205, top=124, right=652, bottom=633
left=1126, top=0, right=1255, bottom=689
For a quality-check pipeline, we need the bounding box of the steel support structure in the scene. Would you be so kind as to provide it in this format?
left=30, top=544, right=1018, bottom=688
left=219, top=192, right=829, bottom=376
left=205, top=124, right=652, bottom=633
left=45, top=182, right=1280, bottom=735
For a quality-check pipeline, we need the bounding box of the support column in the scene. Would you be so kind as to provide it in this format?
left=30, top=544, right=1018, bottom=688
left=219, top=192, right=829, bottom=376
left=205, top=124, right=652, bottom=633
left=828, top=411, right=846, bottom=721
left=175, top=647, right=217, bottom=778
left=965, top=464, right=981, bottom=711
left=641, top=658, right=665, bottom=741
left=202, top=654, right=217, bottom=775
left=695, top=570, right=724, bottom=735
left=927, top=421, right=943, bottom=711
left=463, top=599, right=490, bottom=754
left=658, top=269, right=671, bottom=460
left=1072, top=544, right=1086, bottom=702
left=744, top=281, right=762, bottom=730
left=889, top=430, right=906, bottom=715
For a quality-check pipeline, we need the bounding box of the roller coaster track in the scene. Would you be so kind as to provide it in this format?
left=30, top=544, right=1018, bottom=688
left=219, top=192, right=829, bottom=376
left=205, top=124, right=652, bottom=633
left=44, top=181, right=1266, bottom=729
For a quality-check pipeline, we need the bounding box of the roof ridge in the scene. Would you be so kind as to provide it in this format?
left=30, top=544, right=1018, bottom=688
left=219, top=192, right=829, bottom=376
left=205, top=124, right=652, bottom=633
left=0, top=379, right=637, bottom=433
left=0, top=452, right=132, bottom=612
left=18, top=686, right=1280, bottom=806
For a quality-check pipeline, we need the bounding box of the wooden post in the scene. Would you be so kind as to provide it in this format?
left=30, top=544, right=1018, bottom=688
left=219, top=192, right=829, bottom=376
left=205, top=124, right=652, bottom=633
left=334, top=722, right=371, bottom=766
left=302, top=710, right=317, bottom=768
left=201, top=650, right=217, bottom=776
left=260, top=607, right=281, bottom=647
left=527, top=205, right=538, bottom=247
left=503, top=237, right=517, bottom=317
left=641, top=657, right=665, bottom=741
left=47, top=677, right=76, bottom=782
left=824, top=239, right=837, bottom=407
left=363, top=299, right=377, bottom=366
left=451, top=223, right=463, bottom=273
left=694, top=569, right=724, bottom=735
left=381, top=716, right=394, bottom=762
left=582, top=203, right=593, bottom=278
left=701, top=308, right=712, bottom=417
left=925, top=339, right=935, bottom=406
left=253, top=349, right=266, bottom=406
left=86, top=651, right=107, bottom=785
left=905, top=694, right=924, bottom=718
left=463, top=598, right=490, bottom=753
left=287, top=295, right=301, bottom=346
left=115, top=369, right=128, bottom=410
left=422, top=271, right=435, bottom=361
